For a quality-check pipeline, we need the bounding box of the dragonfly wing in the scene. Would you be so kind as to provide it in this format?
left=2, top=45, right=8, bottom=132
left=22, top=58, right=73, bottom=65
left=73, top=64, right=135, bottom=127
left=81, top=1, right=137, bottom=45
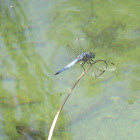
left=66, top=45, right=78, bottom=56
left=65, top=38, right=87, bottom=57
left=74, top=37, right=87, bottom=54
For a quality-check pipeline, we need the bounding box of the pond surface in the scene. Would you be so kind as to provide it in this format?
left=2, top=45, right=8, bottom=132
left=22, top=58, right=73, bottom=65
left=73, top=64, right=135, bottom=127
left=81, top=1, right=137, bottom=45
left=0, top=0, right=139, bottom=140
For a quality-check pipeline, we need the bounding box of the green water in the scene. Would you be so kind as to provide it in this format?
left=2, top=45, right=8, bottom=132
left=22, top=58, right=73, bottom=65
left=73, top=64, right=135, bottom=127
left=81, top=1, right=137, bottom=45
left=0, top=0, right=139, bottom=140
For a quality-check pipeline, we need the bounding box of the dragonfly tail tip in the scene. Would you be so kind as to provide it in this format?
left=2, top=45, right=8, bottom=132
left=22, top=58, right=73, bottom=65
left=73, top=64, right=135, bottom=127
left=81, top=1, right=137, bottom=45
left=54, top=72, right=59, bottom=75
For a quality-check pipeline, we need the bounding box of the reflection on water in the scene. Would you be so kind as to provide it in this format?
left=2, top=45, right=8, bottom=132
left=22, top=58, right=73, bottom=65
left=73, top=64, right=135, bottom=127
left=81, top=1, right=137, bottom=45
left=16, top=125, right=46, bottom=140
left=0, top=0, right=139, bottom=140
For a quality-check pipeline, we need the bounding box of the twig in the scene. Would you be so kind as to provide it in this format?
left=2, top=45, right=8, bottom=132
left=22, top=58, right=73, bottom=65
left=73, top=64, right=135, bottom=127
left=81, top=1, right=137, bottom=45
left=48, top=60, right=107, bottom=140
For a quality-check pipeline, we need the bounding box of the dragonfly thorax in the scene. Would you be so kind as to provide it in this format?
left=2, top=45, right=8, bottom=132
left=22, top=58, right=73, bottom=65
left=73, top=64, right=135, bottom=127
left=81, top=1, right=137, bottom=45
left=78, top=52, right=95, bottom=62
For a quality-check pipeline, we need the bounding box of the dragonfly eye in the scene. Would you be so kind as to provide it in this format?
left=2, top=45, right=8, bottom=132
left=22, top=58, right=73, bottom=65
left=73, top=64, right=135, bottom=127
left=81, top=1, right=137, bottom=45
left=90, top=52, right=95, bottom=58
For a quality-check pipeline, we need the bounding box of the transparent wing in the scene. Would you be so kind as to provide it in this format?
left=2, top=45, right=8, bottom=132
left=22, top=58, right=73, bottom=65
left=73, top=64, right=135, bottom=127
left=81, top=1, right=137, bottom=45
left=74, top=37, right=87, bottom=55
left=66, top=45, right=79, bottom=56
left=65, top=37, right=87, bottom=58
left=90, top=60, right=116, bottom=77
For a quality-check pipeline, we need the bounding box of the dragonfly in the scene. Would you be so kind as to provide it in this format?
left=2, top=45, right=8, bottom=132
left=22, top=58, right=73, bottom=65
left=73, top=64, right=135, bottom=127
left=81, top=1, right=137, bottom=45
left=54, top=38, right=115, bottom=76
left=55, top=49, right=95, bottom=75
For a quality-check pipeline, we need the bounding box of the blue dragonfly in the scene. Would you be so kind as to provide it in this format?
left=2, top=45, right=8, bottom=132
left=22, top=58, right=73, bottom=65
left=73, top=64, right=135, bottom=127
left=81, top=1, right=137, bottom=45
left=55, top=50, right=95, bottom=75
left=55, top=38, right=115, bottom=76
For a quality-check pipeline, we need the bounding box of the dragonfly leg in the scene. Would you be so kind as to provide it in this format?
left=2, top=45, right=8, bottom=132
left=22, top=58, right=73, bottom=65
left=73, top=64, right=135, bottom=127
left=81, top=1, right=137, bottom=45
left=87, top=59, right=92, bottom=64
left=90, top=59, right=95, bottom=63
left=81, top=61, right=86, bottom=71
left=87, top=59, right=95, bottom=64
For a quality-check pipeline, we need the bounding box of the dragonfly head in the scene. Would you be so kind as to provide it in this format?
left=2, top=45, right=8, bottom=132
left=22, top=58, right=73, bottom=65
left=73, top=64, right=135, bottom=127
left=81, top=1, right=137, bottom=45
left=89, top=52, right=95, bottom=58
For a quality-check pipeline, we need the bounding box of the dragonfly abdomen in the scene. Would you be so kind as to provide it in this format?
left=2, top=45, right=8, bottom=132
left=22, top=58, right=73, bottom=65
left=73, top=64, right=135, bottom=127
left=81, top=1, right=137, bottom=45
left=55, top=58, right=81, bottom=75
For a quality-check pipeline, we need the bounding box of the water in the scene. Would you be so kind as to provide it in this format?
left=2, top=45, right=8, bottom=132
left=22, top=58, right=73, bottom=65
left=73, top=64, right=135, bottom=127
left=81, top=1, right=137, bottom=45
left=0, top=0, right=139, bottom=140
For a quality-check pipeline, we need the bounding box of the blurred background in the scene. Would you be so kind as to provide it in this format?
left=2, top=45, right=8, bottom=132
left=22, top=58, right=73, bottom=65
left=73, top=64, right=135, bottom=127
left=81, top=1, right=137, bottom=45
left=0, top=0, right=139, bottom=140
